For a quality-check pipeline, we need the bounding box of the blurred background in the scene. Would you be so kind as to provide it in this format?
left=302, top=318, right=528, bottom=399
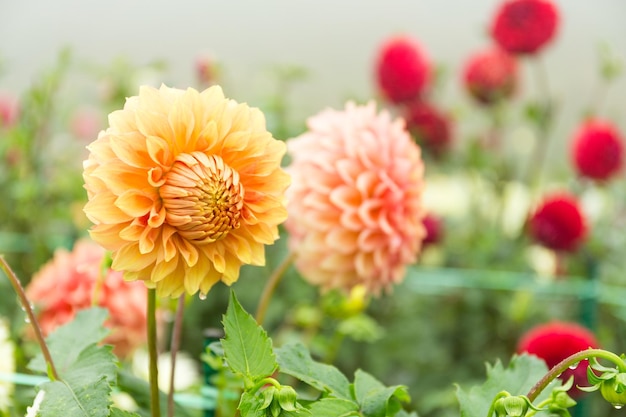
left=1, top=1, right=626, bottom=417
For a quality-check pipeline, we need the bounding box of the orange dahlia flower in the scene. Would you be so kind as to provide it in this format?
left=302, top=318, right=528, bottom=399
left=286, top=101, right=426, bottom=295
left=83, top=85, right=290, bottom=297
left=26, top=239, right=148, bottom=358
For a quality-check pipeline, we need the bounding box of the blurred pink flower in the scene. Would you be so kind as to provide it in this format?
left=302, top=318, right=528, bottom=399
left=570, top=119, right=624, bottom=182
left=195, top=54, right=218, bottom=86
left=286, top=101, right=426, bottom=295
left=374, top=35, right=431, bottom=104
left=0, top=92, right=19, bottom=128
left=528, top=192, right=587, bottom=252
left=403, top=101, right=453, bottom=156
left=70, top=108, right=103, bottom=140
left=463, top=47, right=518, bottom=105
left=490, top=0, right=559, bottom=55
left=26, top=239, right=148, bottom=358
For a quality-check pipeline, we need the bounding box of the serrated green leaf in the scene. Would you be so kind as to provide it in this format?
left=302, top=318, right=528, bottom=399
left=239, top=391, right=266, bottom=417
left=36, top=377, right=112, bottom=417
left=307, top=398, right=360, bottom=417
left=110, top=408, right=142, bottom=417
left=26, top=307, right=119, bottom=417
left=354, top=369, right=410, bottom=417
left=222, top=291, right=277, bottom=383
left=456, top=354, right=560, bottom=417
left=275, top=343, right=352, bottom=400
left=28, top=307, right=110, bottom=375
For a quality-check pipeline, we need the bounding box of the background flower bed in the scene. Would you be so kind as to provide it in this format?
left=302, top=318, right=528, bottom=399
left=1, top=1, right=626, bottom=417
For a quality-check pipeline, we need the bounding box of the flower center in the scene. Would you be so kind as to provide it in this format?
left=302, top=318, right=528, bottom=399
left=160, top=152, right=244, bottom=243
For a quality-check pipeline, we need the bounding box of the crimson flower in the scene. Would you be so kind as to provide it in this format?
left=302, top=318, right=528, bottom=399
left=528, top=193, right=587, bottom=252
left=375, top=35, right=431, bottom=104
left=490, top=0, right=559, bottom=55
left=517, top=321, right=599, bottom=398
left=463, top=47, right=518, bottom=105
left=403, top=101, right=452, bottom=156
left=422, top=214, right=443, bottom=247
left=571, top=119, right=624, bottom=182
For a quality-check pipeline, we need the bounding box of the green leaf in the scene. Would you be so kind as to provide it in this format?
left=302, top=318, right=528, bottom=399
left=354, top=369, right=410, bottom=417
left=238, top=391, right=267, bottom=417
left=27, top=308, right=118, bottom=417
left=222, top=291, right=278, bottom=384
left=275, top=343, right=352, bottom=400
left=307, top=398, right=360, bottom=417
left=109, top=408, right=142, bottom=417
left=456, top=354, right=559, bottom=417
left=28, top=307, right=110, bottom=375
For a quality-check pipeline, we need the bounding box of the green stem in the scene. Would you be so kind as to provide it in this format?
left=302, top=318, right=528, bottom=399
left=0, top=256, right=59, bottom=381
left=526, top=348, right=626, bottom=402
left=255, top=252, right=295, bottom=325
left=249, top=377, right=281, bottom=393
left=148, top=288, right=161, bottom=417
left=167, top=296, right=185, bottom=417
left=525, top=398, right=551, bottom=417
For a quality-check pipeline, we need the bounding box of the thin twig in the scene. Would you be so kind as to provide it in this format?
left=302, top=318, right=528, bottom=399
left=0, top=256, right=59, bottom=380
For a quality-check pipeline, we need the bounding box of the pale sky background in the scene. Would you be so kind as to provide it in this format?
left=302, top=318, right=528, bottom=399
left=0, top=1, right=625, bottom=139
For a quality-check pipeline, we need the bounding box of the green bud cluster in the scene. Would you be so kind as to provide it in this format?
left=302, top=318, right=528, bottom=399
left=259, top=384, right=299, bottom=417
left=580, top=357, right=626, bottom=409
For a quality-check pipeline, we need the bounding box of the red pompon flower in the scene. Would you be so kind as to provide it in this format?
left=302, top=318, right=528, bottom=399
left=571, top=120, right=624, bottom=182
left=490, top=0, right=559, bottom=55
left=528, top=193, right=587, bottom=252
left=517, top=322, right=599, bottom=398
left=375, top=36, right=431, bottom=104
left=463, top=47, right=518, bottom=105
left=404, top=101, right=452, bottom=156
left=422, top=214, right=443, bottom=247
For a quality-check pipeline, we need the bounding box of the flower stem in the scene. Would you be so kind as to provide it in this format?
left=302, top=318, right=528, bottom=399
left=167, top=296, right=185, bottom=417
left=0, top=256, right=59, bottom=381
left=255, top=252, right=295, bottom=325
left=526, top=348, right=626, bottom=402
left=148, top=288, right=161, bottom=417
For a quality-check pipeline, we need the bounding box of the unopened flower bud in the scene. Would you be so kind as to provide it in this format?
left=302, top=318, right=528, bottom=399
left=277, top=385, right=298, bottom=412
left=494, top=396, right=529, bottom=417
left=259, top=387, right=277, bottom=410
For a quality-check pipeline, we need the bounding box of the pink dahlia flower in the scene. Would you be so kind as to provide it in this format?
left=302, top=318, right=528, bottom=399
left=286, top=101, right=426, bottom=294
left=403, top=101, right=453, bottom=156
left=0, top=93, right=19, bottom=128
left=517, top=321, right=599, bottom=398
left=528, top=193, right=587, bottom=252
left=490, top=0, right=559, bottom=55
left=375, top=36, right=431, bottom=104
left=26, top=239, right=148, bottom=358
left=571, top=119, right=624, bottom=182
left=463, top=47, right=518, bottom=105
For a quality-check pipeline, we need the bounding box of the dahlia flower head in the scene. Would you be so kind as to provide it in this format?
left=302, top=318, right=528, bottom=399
left=26, top=239, right=148, bottom=358
left=83, top=85, right=290, bottom=298
left=286, top=101, right=426, bottom=295
left=571, top=119, right=624, bottom=182
left=517, top=321, right=599, bottom=398
left=463, top=47, right=518, bottom=105
left=490, top=0, right=559, bottom=55
left=403, top=101, right=453, bottom=155
left=528, top=192, right=587, bottom=252
left=375, top=35, right=431, bottom=104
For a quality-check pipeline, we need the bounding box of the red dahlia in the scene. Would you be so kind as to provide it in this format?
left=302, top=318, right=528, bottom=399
left=404, top=101, right=452, bottom=155
left=422, top=213, right=443, bottom=246
left=517, top=321, right=599, bottom=398
left=490, top=0, right=559, bottom=55
left=528, top=193, right=587, bottom=252
left=463, top=47, right=518, bottom=105
left=375, top=35, right=431, bottom=104
left=571, top=119, right=624, bottom=182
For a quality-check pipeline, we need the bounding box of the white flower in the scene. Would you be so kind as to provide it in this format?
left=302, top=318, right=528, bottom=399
left=0, top=318, right=14, bottom=413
